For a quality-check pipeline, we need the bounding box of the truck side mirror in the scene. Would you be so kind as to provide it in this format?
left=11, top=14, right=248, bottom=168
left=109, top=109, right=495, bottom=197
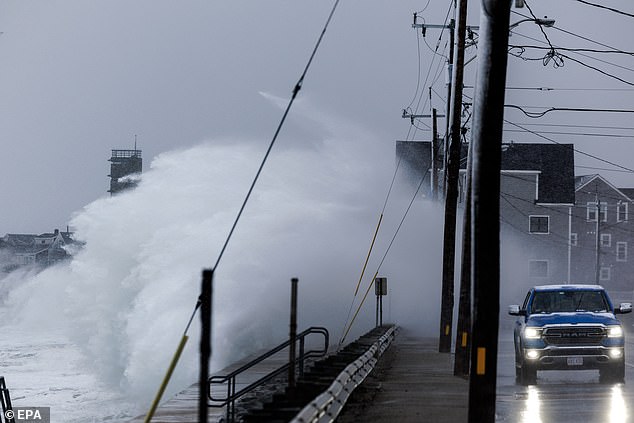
left=508, top=305, right=526, bottom=316
left=615, top=303, right=632, bottom=314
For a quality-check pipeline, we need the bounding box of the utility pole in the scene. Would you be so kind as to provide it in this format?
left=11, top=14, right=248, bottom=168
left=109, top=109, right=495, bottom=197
left=595, top=192, right=601, bottom=284
left=454, top=136, right=472, bottom=377
left=438, top=0, right=468, bottom=353
left=401, top=109, right=445, bottom=200
left=411, top=16, right=479, bottom=198
left=431, top=107, right=439, bottom=200
left=468, top=0, right=511, bottom=421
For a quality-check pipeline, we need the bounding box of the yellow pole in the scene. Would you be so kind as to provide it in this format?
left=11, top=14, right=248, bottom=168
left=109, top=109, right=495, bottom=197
left=143, top=334, right=189, bottom=423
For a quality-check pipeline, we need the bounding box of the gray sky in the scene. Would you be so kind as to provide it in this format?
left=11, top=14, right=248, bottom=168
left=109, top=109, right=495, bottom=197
left=0, top=0, right=633, bottom=234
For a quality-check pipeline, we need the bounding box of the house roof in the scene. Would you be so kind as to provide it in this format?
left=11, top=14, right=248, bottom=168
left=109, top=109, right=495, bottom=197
left=617, top=188, right=634, bottom=201
left=462, top=142, right=576, bottom=204
left=4, top=234, right=38, bottom=246
left=395, top=141, right=432, bottom=173
left=575, top=174, right=598, bottom=190
left=575, top=174, right=634, bottom=202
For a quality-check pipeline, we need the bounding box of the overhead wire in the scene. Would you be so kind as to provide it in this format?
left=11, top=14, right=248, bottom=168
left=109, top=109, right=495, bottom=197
left=145, top=2, right=344, bottom=417
left=504, top=122, right=634, bottom=131
left=341, top=0, right=457, bottom=344
left=409, top=0, right=454, bottom=141
left=509, top=26, right=634, bottom=76
left=503, top=119, right=634, bottom=173
left=503, top=129, right=634, bottom=139
left=572, top=0, right=634, bottom=19
left=504, top=104, right=634, bottom=119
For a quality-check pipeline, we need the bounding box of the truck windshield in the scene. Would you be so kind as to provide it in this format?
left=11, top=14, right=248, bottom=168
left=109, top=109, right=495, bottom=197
left=530, top=290, right=609, bottom=314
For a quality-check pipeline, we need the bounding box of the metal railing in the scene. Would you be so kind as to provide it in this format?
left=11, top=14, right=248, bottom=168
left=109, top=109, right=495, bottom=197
left=110, top=149, right=142, bottom=159
left=291, top=325, right=397, bottom=423
left=0, top=377, right=14, bottom=423
left=208, top=326, right=329, bottom=422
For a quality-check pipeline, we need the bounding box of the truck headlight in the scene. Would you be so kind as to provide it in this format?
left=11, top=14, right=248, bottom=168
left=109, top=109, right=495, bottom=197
left=526, top=349, right=540, bottom=360
left=524, top=327, right=542, bottom=339
left=608, top=326, right=623, bottom=338
left=610, top=348, right=623, bottom=359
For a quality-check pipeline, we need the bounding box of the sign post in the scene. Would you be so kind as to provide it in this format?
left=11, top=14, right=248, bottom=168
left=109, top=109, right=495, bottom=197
left=374, top=277, right=388, bottom=327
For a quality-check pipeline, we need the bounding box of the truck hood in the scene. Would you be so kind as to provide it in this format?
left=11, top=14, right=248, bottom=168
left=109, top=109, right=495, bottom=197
left=526, top=312, right=620, bottom=327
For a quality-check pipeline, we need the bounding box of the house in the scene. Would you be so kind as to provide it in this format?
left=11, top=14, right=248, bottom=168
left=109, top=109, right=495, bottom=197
left=395, top=139, right=634, bottom=292
left=466, top=143, right=576, bottom=287
left=395, top=140, right=434, bottom=197
left=0, top=228, right=75, bottom=271
left=570, top=174, right=634, bottom=290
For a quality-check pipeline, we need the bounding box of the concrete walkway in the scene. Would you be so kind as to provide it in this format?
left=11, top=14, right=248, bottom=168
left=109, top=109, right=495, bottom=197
left=337, top=330, right=468, bottom=423
left=129, top=351, right=289, bottom=423
left=132, top=329, right=467, bottom=422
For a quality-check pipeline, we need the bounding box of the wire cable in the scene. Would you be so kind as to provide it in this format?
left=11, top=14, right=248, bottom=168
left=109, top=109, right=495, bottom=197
left=212, top=0, right=341, bottom=272
left=572, top=0, right=634, bottom=19
left=503, top=119, right=634, bottom=173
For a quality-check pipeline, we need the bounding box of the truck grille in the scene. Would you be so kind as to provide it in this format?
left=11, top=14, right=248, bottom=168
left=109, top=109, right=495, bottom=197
left=543, top=326, right=605, bottom=345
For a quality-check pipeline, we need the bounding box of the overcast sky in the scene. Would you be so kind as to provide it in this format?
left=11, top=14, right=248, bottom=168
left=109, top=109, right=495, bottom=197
left=0, top=0, right=633, bottom=234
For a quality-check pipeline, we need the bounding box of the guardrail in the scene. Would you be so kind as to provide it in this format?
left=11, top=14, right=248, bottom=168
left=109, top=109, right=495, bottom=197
left=291, top=325, right=397, bottom=423
left=0, top=377, right=14, bottom=423
left=208, top=326, right=329, bottom=422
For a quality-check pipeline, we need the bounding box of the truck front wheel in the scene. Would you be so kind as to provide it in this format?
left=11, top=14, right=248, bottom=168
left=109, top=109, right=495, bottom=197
left=600, top=361, right=625, bottom=384
left=519, top=362, right=537, bottom=386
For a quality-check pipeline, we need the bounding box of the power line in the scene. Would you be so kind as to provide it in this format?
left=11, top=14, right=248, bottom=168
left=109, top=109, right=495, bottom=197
left=406, top=0, right=454, bottom=142
left=503, top=119, right=634, bottom=173
left=504, top=122, right=634, bottom=131
left=558, top=52, right=634, bottom=86
left=576, top=165, right=634, bottom=174
left=510, top=31, right=634, bottom=75
left=572, top=0, right=634, bottom=19
left=212, top=0, right=342, bottom=271
left=462, top=91, right=634, bottom=175
left=504, top=104, right=634, bottom=119
left=509, top=44, right=634, bottom=56
left=504, top=129, right=634, bottom=139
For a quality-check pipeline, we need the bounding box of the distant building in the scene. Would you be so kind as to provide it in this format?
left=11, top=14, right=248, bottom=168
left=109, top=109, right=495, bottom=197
left=465, top=143, right=576, bottom=287
left=394, top=140, right=634, bottom=292
left=108, top=148, right=142, bottom=195
left=395, top=140, right=435, bottom=198
left=570, top=174, right=634, bottom=290
left=0, top=228, right=75, bottom=271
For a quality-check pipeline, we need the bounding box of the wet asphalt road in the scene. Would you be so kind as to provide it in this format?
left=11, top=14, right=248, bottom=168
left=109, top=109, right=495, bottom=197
left=496, top=318, right=634, bottom=422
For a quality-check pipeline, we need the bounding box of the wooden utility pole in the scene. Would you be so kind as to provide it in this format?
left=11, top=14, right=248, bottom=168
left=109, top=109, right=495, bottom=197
left=431, top=107, right=439, bottom=200
left=199, top=269, right=213, bottom=423
left=468, top=0, right=511, bottom=420
left=595, top=193, right=601, bottom=284
left=454, top=138, right=472, bottom=377
left=439, top=0, right=468, bottom=353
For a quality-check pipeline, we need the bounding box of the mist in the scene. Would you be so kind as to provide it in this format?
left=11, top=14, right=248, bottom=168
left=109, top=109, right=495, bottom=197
left=0, top=99, right=447, bottom=420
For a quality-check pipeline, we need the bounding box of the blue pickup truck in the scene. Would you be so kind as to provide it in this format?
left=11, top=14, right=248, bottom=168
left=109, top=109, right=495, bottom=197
left=509, top=284, right=632, bottom=385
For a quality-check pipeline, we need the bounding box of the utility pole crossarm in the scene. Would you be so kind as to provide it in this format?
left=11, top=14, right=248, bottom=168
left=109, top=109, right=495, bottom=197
left=402, top=111, right=446, bottom=119
left=412, top=22, right=479, bottom=31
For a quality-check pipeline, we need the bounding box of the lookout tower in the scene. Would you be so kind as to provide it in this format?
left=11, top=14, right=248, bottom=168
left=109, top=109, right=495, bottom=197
left=108, top=148, right=142, bottom=195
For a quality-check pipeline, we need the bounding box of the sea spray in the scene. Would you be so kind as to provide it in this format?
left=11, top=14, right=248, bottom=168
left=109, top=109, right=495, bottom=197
left=0, top=107, right=448, bottom=420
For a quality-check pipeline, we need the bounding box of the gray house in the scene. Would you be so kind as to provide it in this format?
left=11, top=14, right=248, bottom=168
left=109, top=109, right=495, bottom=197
left=488, top=143, right=575, bottom=288
left=570, top=174, right=634, bottom=290
left=0, top=228, right=75, bottom=271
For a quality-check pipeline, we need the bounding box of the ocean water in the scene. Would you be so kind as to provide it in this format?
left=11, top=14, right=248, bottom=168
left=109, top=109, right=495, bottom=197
left=0, top=102, right=445, bottom=422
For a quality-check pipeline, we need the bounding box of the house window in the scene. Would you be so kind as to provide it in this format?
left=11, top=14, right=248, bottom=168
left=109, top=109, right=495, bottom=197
left=587, top=202, right=608, bottom=222
left=600, top=267, right=611, bottom=281
left=617, top=242, right=627, bottom=262
left=529, top=216, right=549, bottom=234
left=570, top=233, right=578, bottom=246
left=617, top=202, right=628, bottom=222
left=529, top=260, right=548, bottom=278
left=600, top=233, right=612, bottom=248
